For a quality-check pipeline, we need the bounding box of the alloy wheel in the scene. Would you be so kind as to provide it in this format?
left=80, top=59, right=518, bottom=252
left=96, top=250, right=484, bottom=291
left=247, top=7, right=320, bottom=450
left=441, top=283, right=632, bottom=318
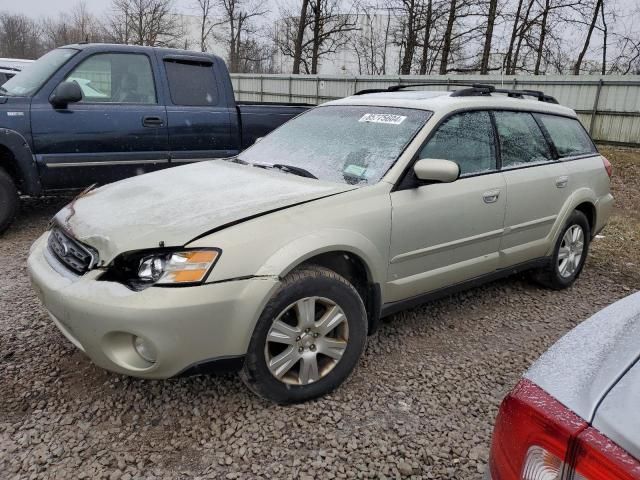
left=558, top=224, right=584, bottom=278
left=264, top=296, right=349, bottom=386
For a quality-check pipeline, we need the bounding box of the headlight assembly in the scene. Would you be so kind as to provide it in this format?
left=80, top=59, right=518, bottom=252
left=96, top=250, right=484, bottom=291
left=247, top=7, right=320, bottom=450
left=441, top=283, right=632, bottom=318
left=102, top=248, right=221, bottom=290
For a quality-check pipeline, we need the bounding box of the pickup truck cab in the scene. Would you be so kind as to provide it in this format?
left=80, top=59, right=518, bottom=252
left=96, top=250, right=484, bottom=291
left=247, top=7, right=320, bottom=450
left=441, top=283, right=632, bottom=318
left=0, top=43, right=309, bottom=232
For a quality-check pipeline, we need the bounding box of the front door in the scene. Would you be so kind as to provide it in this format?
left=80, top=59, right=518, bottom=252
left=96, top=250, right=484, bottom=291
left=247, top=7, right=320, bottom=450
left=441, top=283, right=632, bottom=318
left=31, top=52, right=169, bottom=189
left=387, top=110, right=507, bottom=303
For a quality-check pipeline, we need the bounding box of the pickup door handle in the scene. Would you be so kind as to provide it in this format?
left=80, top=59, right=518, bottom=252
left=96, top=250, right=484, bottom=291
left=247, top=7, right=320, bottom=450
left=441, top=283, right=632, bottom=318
left=483, top=189, right=500, bottom=204
left=555, top=175, right=569, bottom=188
left=142, top=116, right=164, bottom=128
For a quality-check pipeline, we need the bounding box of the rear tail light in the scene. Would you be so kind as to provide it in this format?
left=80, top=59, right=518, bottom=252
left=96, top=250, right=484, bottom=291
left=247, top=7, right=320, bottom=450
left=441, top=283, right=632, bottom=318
left=573, top=427, right=640, bottom=479
left=489, top=379, right=640, bottom=480
left=489, top=379, right=587, bottom=480
left=601, top=156, right=612, bottom=178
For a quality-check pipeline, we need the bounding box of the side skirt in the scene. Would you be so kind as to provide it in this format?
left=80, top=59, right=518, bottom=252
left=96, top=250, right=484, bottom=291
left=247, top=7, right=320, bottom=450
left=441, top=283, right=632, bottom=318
left=380, top=257, right=550, bottom=318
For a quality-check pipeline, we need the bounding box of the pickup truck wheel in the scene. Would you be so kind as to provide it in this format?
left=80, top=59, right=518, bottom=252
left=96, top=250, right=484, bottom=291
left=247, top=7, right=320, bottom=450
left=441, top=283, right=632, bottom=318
left=240, top=265, right=367, bottom=404
left=533, top=210, right=590, bottom=290
left=0, top=168, right=18, bottom=234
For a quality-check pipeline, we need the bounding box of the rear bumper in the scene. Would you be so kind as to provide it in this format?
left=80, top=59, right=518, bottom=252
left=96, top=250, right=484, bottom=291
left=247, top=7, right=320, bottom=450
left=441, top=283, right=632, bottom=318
left=594, top=192, right=614, bottom=236
left=27, top=232, right=279, bottom=379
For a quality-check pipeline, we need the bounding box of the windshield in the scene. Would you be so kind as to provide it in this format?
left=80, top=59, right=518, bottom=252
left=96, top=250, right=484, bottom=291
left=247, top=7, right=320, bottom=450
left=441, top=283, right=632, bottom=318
left=238, top=105, right=431, bottom=185
left=0, top=48, right=77, bottom=97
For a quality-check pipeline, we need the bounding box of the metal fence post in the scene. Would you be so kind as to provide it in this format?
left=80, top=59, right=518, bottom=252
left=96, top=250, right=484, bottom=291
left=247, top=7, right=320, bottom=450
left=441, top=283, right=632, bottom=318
left=288, top=76, right=292, bottom=103
left=589, top=79, right=604, bottom=136
left=259, top=76, right=264, bottom=102
left=315, top=77, right=320, bottom=105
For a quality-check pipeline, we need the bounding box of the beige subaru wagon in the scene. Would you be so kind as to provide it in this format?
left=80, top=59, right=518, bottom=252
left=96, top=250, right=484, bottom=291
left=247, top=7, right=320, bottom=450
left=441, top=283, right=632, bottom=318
left=28, top=84, right=613, bottom=403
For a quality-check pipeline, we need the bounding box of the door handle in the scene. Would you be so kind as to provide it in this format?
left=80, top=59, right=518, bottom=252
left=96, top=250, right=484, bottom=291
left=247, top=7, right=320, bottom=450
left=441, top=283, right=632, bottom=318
left=483, top=189, right=500, bottom=204
left=142, top=116, right=164, bottom=128
left=555, top=175, right=569, bottom=188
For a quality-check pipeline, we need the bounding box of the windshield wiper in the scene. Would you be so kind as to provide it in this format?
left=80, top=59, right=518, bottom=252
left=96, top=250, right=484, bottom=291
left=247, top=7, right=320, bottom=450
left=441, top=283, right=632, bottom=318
left=253, top=162, right=318, bottom=179
left=0, top=86, right=9, bottom=95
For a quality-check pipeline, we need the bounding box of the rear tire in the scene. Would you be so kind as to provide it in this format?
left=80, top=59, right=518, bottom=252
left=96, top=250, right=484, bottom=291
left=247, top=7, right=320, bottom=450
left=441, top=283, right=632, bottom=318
left=0, top=168, right=18, bottom=234
left=240, top=265, right=367, bottom=404
left=533, top=210, right=590, bottom=290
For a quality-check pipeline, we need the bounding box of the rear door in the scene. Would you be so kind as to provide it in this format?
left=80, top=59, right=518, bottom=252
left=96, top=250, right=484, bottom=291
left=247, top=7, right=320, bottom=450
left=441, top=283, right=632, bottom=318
left=31, top=52, right=170, bottom=189
left=495, top=110, right=570, bottom=266
left=162, top=57, right=237, bottom=164
left=387, top=110, right=507, bottom=302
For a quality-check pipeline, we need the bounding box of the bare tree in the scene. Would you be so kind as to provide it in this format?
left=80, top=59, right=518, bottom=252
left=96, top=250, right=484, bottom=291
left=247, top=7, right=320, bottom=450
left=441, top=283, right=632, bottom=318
left=42, top=1, right=108, bottom=49
left=292, top=0, right=310, bottom=73
left=274, top=0, right=359, bottom=74
left=479, top=0, right=498, bottom=74
left=214, top=0, right=268, bottom=72
left=194, top=0, right=216, bottom=52
left=351, top=7, right=393, bottom=74
left=0, top=13, right=43, bottom=59
left=573, top=0, right=603, bottom=74
left=108, top=0, right=184, bottom=47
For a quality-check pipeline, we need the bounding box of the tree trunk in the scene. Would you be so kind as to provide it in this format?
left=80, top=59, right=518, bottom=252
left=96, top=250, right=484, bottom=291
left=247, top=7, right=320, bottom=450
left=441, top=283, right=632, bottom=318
left=601, top=0, right=607, bottom=74
left=480, top=0, right=498, bottom=74
left=439, top=0, right=457, bottom=74
left=573, top=0, right=602, bottom=74
left=419, top=0, right=433, bottom=75
left=511, top=0, right=535, bottom=74
left=310, top=0, right=321, bottom=74
left=534, top=0, right=550, bottom=75
left=292, top=0, right=309, bottom=74
left=400, top=0, right=417, bottom=75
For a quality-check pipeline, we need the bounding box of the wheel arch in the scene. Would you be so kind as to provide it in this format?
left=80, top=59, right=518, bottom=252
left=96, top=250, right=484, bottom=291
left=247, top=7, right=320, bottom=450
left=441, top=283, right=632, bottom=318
left=255, top=231, right=387, bottom=334
left=546, top=189, right=598, bottom=256
left=0, top=129, right=41, bottom=195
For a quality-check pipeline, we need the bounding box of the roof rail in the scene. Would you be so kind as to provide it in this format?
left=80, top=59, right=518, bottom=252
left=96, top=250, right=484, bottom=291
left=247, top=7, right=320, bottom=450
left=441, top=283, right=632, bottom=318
left=354, top=82, right=558, bottom=104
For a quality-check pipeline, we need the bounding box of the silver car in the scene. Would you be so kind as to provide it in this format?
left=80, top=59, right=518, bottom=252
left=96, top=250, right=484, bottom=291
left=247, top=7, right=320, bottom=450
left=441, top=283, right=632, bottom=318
left=487, top=292, right=640, bottom=479
left=27, top=84, right=614, bottom=403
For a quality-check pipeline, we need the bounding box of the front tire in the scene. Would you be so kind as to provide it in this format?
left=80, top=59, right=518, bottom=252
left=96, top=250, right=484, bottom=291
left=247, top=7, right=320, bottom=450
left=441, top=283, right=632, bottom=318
left=533, top=210, right=590, bottom=290
left=0, top=168, right=18, bottom=234
left=240, top=265, right=367, bottom=404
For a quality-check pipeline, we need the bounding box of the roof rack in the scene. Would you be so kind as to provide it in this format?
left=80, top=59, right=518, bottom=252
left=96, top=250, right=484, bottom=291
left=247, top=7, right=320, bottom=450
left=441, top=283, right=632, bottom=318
left=354, top=82, right=559, bottom=104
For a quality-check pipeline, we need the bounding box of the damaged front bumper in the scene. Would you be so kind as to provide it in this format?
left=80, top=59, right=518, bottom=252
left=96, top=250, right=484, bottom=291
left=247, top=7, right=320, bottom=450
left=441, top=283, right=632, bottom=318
left=27, top=232, right=280, bottom=379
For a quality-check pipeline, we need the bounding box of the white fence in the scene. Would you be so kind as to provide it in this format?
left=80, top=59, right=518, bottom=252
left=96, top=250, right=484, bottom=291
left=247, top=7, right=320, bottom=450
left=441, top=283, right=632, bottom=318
left=230, top=74, right=640, bottom=146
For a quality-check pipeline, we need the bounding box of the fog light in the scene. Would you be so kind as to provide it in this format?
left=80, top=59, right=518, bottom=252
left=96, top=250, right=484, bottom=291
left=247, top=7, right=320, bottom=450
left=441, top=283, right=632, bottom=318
left=133, top=336, right=157, bottom=363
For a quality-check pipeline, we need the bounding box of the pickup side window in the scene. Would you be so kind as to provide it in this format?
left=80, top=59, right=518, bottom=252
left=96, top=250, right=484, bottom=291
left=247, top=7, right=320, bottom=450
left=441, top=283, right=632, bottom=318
left=535, top=114, right=596, bottom=157
left=164, top=60, right=219, bottom=106
left=493, top=111, right=553, bottom=168
left=419, top=110, right=496, bottom=176
left=65, top=53, right=157, bottom=104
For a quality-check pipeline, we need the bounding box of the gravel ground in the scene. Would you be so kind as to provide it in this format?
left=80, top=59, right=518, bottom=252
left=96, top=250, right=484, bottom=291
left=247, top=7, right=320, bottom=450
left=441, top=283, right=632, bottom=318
left=1, top=147, right=639, bottom=480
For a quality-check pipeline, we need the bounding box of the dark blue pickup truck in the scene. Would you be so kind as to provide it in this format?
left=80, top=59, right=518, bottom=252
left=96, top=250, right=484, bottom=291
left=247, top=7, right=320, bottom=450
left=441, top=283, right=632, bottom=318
left=0, top=43, right=311, bottom=232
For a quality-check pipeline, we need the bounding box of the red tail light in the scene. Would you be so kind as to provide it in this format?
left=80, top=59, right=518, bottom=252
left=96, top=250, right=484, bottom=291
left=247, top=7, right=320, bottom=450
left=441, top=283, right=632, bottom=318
left=573, top=427, right=640, bottom=479
left=489, top=379, right=640, bottom=480
left=489, top=379, right=587, bottom=480
left=602, top=156, right=613, bottom=178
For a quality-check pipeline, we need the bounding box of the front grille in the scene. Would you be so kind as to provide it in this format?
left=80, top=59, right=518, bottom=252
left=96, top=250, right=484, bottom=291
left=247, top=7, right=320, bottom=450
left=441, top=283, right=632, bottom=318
left=47, top=227, right=98, bottom=275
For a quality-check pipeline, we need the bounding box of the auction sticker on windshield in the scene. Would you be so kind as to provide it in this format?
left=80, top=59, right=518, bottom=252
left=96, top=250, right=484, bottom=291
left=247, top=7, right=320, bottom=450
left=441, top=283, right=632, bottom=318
left=359, top=113, right=407, bottom=125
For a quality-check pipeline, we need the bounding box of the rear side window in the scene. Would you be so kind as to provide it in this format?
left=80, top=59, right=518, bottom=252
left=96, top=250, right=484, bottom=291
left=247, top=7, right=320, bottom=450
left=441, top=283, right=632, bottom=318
left=419, top=111, right=495, bottom=175
left=536, top=114, right=595, bottom=157
left=493, top=111, right=552, bottom=168
left=164, top=60, right=218, bottom=106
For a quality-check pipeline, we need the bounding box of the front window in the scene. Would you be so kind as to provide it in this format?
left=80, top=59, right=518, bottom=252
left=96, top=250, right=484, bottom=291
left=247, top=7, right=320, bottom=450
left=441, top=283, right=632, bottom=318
left=238, top=106, right=431, bottom=185
left=66, top=53, right=157, bottom=104
left=0, top=48, right=77, bottom=97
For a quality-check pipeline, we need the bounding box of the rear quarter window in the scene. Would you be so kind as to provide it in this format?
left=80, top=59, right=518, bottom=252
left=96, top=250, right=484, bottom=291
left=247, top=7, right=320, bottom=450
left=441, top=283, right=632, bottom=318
left=164, top=60, right=218, bottom=106
left=536, top=114, right=596, bottom=157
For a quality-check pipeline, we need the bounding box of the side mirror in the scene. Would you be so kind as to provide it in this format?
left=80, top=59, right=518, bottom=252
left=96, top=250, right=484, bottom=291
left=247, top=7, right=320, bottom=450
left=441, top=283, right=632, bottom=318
left=413, top=158, right=460, bottom=183
left=50, top=81, right=83, bottom=109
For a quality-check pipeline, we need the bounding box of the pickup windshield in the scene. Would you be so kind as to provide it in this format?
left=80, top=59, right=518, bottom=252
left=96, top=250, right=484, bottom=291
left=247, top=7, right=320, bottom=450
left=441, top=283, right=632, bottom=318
left=237, top=105, right=431, bottom=185
left=1, top=48, right=77, bottom=97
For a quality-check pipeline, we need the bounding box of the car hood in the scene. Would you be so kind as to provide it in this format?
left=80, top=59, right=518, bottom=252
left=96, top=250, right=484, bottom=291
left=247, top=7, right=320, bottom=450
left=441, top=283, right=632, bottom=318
left=525, top=291, right=640, bottom=423
left=55, top=160, right=355, bottom=264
